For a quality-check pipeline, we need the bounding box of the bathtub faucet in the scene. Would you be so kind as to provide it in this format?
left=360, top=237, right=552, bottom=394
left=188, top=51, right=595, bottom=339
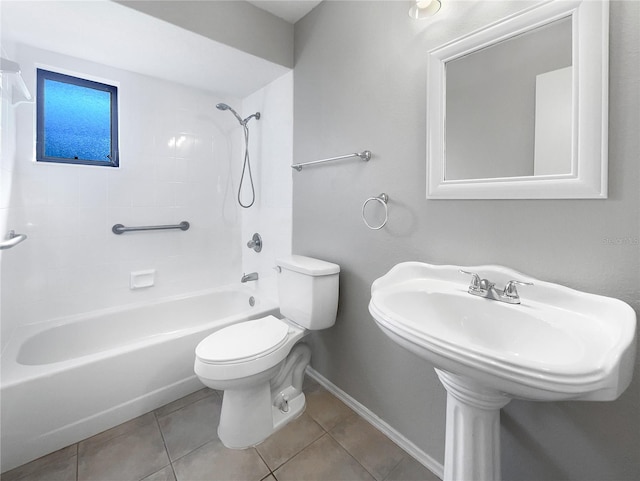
left=241, top=272, right=259, bottom=283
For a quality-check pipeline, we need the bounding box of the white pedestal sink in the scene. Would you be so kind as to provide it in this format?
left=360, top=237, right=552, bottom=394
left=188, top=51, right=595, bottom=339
left=369, top=262, right=636, bottom=481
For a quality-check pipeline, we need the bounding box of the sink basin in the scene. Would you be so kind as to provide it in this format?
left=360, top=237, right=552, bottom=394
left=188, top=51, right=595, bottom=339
left=370, top=262, right=636, bottom=481
left=369, top=262, right=636, bottom=401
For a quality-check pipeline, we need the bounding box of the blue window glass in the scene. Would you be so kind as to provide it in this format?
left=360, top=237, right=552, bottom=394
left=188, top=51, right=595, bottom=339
left=36, top=69, right=118, bottom=167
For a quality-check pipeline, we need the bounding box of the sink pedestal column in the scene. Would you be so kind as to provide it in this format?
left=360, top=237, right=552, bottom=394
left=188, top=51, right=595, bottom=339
left=436, top=369, right=511, bottom=481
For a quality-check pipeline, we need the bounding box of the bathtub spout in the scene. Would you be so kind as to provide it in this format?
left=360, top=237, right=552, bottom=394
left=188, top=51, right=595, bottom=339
left=241, top=272, right=259, bottom=283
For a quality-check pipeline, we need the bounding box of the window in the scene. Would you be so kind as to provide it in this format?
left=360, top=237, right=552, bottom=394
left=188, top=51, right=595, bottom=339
left=36, top=69, right=119, bottom=167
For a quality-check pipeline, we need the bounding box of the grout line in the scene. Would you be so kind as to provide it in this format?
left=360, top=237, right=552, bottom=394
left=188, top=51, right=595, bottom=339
left=164, top=437, right=216, bottom=465
left=265, top=425, right=326, bottom=474
left=324, top=410, right=406, bottom=481
left=154, top=388, right=217, bottom=420
left=380, top=454, right=407, bottom=481
left=306, top=366, right=445, bottom=480
left=253, top=447, right=274, bottom=478
left=169, top=462, right=179, bottom=481
left=323, top=430, right=382, bottom=481
left=152, top=411, right=175, bottom=479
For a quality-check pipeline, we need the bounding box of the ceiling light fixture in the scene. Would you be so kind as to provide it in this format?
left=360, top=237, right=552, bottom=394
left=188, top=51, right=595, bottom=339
left=409, top=0, right=442, bottom=19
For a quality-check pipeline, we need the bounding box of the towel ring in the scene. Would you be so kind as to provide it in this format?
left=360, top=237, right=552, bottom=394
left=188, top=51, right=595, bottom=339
left=362, top=193, right=389, bottom=230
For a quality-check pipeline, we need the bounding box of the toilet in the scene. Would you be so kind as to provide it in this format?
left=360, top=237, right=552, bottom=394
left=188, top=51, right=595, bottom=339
left=194, top=255, right=340, bottom=449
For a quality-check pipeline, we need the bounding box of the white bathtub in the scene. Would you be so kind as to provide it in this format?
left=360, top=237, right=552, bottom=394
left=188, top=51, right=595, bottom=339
left=0, top=285, right=278, bottom=473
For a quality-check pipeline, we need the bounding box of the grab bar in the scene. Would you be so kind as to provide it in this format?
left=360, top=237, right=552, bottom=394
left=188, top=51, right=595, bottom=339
left=112, top=221, right=190, bottom=235
left=0, top=58, right=32, bottom=102
left=0, top=230, right=27, bottom=250
left=291, top=150, right=371, bottom=172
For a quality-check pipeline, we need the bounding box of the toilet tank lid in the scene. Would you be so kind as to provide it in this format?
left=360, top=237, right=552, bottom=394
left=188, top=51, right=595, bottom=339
left=276, top=255, right=340, bottom=276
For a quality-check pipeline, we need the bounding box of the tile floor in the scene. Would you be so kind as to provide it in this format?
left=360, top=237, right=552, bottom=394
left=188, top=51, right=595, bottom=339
left=2, top=378, right=441, bottom=481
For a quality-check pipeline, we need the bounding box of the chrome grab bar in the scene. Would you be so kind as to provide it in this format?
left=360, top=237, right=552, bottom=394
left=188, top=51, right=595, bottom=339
left=291, top=150, right=371, bottom=171
left=0, top=230, right=27, bottom=250
left=112, top=221, right=190, bottom=235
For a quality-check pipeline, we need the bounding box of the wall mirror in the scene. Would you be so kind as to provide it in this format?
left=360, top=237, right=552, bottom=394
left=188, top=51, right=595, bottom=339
left=426, top=0, right=608, bottom=199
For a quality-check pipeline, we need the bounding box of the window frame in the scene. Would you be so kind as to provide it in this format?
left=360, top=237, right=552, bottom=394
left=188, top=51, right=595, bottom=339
left=36, top=68, right=119, bottom=167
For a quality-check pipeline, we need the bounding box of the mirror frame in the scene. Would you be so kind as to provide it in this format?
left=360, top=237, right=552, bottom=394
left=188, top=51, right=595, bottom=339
left=426, top=0, right=609, bottom=199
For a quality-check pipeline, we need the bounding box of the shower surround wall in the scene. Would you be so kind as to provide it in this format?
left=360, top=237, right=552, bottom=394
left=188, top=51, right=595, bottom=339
left=241, top=72, right=293, bottom=287
left=1, top=43, right=245, bottom=349
left=1, top=41, right=19, bottom=350
left=293, top=1, right=639, bottom=480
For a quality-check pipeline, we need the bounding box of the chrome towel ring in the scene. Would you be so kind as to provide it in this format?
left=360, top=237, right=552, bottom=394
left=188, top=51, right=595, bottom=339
left=362, top=193, right=389, bottom=230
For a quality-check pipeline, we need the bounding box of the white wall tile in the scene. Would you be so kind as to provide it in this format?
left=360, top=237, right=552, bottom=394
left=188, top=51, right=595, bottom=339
left=1, top=43, right=246, bottom=328
left=241, top=72, right=293, bottom=281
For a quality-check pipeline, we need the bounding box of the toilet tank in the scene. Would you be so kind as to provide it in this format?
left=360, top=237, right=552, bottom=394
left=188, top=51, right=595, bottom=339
left=275, top=255, right=340, bottom=330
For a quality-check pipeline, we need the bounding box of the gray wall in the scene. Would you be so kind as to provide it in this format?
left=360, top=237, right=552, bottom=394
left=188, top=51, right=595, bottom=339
left=293, top=1, right=639, bottom=480
left=116, top=0, right=293, bottom=68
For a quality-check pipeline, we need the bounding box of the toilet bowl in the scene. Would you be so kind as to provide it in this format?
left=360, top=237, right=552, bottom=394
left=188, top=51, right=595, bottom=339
left=194, top=255, right=340, bottom=448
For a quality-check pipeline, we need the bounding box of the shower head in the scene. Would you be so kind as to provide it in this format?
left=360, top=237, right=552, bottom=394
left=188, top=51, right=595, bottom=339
left=216, top=103, right=244, bottom=125
left=216, top=102, right=260, bottom=126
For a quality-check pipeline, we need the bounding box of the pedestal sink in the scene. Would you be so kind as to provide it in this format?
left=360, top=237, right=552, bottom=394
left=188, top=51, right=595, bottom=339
left=369, top=262, right=636, bottom=481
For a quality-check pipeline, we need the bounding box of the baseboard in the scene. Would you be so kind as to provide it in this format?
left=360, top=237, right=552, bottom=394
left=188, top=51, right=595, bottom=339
left=306, top=367, right=444, bottom=480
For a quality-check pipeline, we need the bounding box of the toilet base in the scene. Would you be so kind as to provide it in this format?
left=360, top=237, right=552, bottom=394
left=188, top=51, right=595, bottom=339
left=217, top=344, right=311, bottom=449
left=272, top=386, right=306, bottom=433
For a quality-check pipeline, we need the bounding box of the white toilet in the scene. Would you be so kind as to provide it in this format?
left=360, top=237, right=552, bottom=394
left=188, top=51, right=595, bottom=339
left=194, top=255, right=340, bottom=449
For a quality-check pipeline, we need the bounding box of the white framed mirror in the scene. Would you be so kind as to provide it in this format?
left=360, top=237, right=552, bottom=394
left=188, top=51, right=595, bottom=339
left=426, top=0, right=608, bottom=199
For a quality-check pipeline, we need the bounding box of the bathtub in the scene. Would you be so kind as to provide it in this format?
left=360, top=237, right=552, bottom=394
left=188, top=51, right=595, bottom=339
left=0, top=285, right=278, bottom=473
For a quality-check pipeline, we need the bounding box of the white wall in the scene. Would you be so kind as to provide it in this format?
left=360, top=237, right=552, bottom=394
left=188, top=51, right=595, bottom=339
left=241, top=72, right=293, bottom=296
left=115, top=0, right=294, bottom=68
left=1, top=44, right=246, bottom=348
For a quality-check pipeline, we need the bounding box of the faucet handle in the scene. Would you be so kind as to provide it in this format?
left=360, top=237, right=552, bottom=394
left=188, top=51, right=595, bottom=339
left=503, top=279, right=534, bottom=298
left=247, top=233, right=262, bottom=252
left=459, top=269, right=482, bottom=291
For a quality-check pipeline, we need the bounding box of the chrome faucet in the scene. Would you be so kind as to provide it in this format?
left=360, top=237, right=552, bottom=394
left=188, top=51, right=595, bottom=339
left=241, top=272, right=259, bottom=283
left=460, top=270, right=533, bottom=304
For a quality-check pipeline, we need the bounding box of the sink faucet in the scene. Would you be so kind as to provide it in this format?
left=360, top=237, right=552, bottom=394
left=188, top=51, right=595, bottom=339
left=460, top=270, right=533, bottom=304
left=241, top=272, right=259, bottom=283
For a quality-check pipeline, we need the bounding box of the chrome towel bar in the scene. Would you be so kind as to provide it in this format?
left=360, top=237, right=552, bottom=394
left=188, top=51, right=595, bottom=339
left=112, top=221, right=190, bottom=235
left=0, top=230, right=27, bottom=250
left=291, top=150, right=371, bottom=171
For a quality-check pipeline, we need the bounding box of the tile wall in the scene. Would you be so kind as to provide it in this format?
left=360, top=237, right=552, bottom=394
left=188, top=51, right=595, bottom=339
left=1, top=44, right=253, bottom=348
left=241, top=71, right=293, bottom=291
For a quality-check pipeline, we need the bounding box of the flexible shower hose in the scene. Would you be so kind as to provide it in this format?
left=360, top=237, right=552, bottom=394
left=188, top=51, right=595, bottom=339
left=238, top=123, right=255, bottom=208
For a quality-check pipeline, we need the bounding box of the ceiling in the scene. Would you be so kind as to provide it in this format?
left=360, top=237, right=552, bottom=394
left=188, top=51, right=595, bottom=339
left=246, top=0, right=323, bottom=24
left=0, top=1, right=291, bottom=98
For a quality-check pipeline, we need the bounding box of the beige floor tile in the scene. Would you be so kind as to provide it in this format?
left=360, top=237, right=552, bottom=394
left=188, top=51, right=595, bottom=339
left=154, top=388, right=217, bottom=419
left=260, top=476, right=276, bottom=481
left=78, top=412, right=157, bottom=455
left=330, top=414, right=405, bottom=481
left=273, top=433, right=376, bottom=481
left=256, top=412, right=325, bottom=470
left=1, top=444, right=77, bottom=481
left=383, top=455, right=441, bottom=481
left=2, top=455, right=77, bottom=481
left=142, top=465, right=177, bottom=481
left=78, top=420, right=169, bottom=481
left=157, top=393, right=222, bottom=461
left=305, top=387, right=355, bottom=431
left=172, top=438, right=269, bottom=481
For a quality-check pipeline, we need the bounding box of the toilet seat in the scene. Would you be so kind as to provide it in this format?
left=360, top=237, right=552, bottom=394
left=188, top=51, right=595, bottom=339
left=194, top=315, right=307, bottom=383
left=196, top=315, right=290, bottom=364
